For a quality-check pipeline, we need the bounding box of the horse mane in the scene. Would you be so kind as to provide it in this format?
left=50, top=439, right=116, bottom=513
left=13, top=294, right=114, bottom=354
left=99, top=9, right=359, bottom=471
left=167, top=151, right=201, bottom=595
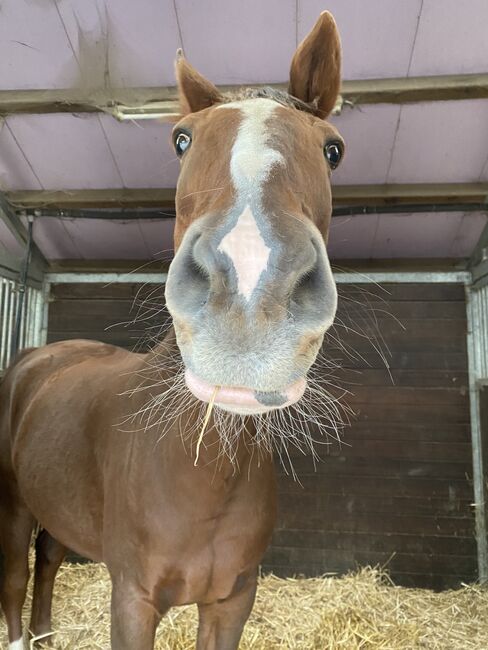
left=223, top=86, right=321, bottom=117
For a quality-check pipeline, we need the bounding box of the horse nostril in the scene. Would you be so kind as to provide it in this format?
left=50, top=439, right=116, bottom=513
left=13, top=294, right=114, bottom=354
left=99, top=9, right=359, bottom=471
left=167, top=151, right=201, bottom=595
left=186, top=254, right=211, bottom=306
left=189, top=256, right=210, bottom=285
left=290, top=264, right=320, bottom=309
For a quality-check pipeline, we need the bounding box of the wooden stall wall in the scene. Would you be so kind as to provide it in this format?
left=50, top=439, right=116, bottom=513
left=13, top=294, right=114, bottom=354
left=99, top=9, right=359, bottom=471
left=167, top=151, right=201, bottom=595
left=47, top=281, right=476, bottom=589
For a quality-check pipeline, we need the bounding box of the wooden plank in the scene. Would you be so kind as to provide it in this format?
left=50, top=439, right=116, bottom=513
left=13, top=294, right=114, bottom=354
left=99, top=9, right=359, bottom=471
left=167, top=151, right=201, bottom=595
left=48, top=300, right=168, bottom=332
left=270, top=529, right=476, bottom=556
left=275, top=492, right=472, bottom=518
left=49, top=282, right=167, bottom=301
left=337, top=283, right=467, bottom=301
left=335, top=300, right=467, bottom=320
left=6, top=183, right=488, bottom=210
left=281, top=456, right=471, bottom=480
left=277, top=509, right=474, bottom=537
left=338, top=368, right=468, bottom=389
left=276, top=475, right=473, bottom=500
left=1, top=74, right=488, bottom=116
left=322, top=440, right=472, bottom=464
left=329, top=351, right=468, bottom=371
left=339, top=422, right=470, bottom=443
left=260, top=565, right=471, bottom=589
left=264, top=546, right=476, bottom=576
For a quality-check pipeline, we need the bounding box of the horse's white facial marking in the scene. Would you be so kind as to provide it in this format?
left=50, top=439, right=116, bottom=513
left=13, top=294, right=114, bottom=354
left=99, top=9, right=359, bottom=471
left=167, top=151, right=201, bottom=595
left=215, top=100, right=284, bottom=301
left=218, top=99, right=285, bottom=198
left=9, top=639, right=24, bottom=650
left=218, top=205, right=270, bottom=301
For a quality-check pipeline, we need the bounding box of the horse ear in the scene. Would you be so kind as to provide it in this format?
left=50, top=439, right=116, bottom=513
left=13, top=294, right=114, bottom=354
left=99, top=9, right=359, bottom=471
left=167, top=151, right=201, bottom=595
left=288, top=11, right=341, bottom=119
left=175, top=50, right=224, bottom=115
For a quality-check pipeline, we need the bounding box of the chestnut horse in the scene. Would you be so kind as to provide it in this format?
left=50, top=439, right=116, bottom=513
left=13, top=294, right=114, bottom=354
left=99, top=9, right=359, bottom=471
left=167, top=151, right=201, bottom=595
left=0, top=12, right=344, bottom=649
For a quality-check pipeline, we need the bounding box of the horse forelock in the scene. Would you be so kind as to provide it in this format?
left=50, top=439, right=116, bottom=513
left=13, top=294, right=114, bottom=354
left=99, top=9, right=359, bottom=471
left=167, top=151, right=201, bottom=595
left=222, top=86, right=321, bottom=117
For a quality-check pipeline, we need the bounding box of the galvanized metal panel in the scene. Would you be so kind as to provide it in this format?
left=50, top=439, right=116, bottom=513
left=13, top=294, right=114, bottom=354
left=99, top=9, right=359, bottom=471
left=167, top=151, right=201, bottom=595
left=0, top=276, right=44, bottom=371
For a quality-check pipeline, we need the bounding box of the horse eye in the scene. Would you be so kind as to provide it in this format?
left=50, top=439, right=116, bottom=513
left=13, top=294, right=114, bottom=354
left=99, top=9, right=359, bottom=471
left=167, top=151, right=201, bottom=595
left=324, top=141, right=343, bottom=170
left=174, top=131, right=192, bottom=156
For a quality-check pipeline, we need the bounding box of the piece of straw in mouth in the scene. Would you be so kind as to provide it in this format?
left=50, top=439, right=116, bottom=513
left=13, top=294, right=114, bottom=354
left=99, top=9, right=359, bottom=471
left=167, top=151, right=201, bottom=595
left=194, top=386, right=219, bottom=466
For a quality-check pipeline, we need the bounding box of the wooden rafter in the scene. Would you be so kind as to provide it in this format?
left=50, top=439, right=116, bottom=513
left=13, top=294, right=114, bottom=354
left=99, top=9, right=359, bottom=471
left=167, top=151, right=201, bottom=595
left=0, top=73, right=487, bottom=118
left=7, top=183, right=488, bottom=211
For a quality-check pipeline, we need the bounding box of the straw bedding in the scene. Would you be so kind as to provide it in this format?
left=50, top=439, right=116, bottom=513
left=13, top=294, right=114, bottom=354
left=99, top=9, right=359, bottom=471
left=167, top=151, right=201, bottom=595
left=1, top=558, right=487, bottom=649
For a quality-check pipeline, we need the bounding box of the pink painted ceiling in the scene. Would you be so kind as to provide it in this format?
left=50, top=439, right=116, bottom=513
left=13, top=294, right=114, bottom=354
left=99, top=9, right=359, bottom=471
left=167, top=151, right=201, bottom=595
left=0, top=0, right=487, bottom=261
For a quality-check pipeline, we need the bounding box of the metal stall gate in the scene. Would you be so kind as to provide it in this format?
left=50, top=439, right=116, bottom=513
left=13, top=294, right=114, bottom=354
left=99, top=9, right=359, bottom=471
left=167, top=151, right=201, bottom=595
left=466, top=280, right=488, bottom=582
left=0, top=276, right=46, bottom=373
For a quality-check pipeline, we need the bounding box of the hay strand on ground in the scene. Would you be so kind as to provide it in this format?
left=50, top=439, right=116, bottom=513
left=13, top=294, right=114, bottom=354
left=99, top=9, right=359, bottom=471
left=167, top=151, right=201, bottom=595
left=1, top=556, right=487, bottom=649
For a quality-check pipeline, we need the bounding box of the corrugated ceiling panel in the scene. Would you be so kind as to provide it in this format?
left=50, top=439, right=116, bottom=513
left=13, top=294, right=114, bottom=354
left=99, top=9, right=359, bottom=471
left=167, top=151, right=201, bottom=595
left=331, top=105, right=401, bottom=185
left=56, top=0, right=181, bottom=87
left=387, top=99, right=488, bottom=183
left=0, top=0, right=77, bottom=89
left=60, top=219, right=149, bottom=259
left=6, top=114, right=123, bottom=190
left=328, top=212, right=486, bottom=259
left=0, top=122, right=43, bottom=191
left=30, top=218, right=83, bottom=260
left=138, top=219, right=175, bottom=259
left=176, top=0, right=296, bottom=85
left=299, top=0, right=422, bottom=79
left=0, top=220, right=23, bottom=256
left=409, top=0, right=488, bottom=76
left=328, top=215, right=378, bottom=259
left=97, top=116, right=179, bottom=188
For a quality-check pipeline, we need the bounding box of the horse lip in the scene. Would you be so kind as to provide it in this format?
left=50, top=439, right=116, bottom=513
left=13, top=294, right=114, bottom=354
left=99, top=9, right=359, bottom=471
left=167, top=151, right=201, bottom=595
left=184, top=369, right=306, bottom=410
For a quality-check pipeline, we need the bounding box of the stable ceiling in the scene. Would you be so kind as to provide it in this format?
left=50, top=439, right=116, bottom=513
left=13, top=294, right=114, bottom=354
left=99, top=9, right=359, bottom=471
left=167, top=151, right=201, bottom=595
left=0, top=0, right=487, bottom=261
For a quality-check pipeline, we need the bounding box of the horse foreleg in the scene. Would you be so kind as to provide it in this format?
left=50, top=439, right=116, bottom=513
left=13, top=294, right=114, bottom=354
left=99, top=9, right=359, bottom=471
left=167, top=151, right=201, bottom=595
left=29, top=529, right=66, bottom=645
left=196, top=574, right=257, bottom=650
left=110, top=579, right=164, bottom=649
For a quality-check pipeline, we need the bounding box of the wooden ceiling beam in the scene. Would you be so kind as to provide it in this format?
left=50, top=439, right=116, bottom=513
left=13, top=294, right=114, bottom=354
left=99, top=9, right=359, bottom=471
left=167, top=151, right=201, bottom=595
left=0, top=73, right=487, bottom=117
left=7, top=183, right=488, bottom=211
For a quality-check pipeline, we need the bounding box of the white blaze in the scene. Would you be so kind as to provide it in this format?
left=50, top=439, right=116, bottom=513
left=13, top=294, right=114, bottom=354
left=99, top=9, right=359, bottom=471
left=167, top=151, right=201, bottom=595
left=217, top=99, right=284, bottom=300
left=218, top=205, right=270, bottom=301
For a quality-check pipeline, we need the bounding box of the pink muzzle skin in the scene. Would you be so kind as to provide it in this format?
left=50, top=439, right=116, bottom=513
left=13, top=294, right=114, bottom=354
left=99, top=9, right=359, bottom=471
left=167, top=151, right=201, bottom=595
left=184, top=368, right=306, bottom=413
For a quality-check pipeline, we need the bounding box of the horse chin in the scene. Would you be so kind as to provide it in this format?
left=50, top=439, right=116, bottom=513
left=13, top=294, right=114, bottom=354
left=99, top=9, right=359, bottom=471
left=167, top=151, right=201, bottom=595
left=184, top=368, right=307, bottom=416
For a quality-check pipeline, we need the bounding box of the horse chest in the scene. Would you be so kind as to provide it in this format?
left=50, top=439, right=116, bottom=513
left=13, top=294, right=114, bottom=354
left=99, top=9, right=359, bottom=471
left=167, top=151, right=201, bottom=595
left=113, top=466, right=276, bottom=607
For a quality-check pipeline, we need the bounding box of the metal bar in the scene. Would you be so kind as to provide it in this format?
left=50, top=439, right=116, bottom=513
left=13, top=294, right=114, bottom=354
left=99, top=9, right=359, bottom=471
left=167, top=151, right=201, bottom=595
left=44, top=271, right=469, bottom=285
left=333, top=203, right=488, bottom=217
left=45, top=272, right=168, bottom=284
left=465, top=283, right=488, bottom=582
left=0, top=280, right=7, bottom=369
left=10, top=216, right=34, bottom=358
left=39, top=281, right=50, bottom=346
left=333, top=271, right=471, bottom=284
